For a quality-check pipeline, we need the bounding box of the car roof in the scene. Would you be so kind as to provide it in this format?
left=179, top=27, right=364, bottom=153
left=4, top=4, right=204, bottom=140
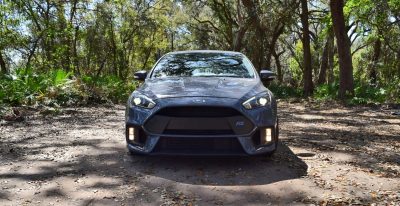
left=166, top=50, right=243, bottom=55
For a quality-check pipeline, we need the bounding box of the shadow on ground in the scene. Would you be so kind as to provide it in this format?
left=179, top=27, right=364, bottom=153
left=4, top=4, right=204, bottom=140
left=0, top=140, right=307, bottom=186
left=3, top=103, right=398, bottom=205
left=279, top=102, right=400, bottom=178
left=124, top=141, right=308, bottom=186
left=0, top=105, right=309, bottom=205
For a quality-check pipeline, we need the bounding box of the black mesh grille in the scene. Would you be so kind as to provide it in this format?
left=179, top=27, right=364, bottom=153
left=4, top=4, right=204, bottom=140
left=154, top=137, right=245, bottom=154
left=163, top=129, right=234, bottom=135
left=145, top=106, right=254, bottom=136
left=156, top=106, right=241, bottom=117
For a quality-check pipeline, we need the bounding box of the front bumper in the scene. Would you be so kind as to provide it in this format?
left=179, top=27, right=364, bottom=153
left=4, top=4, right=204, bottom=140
left=125, top=97, right=278, bottom=156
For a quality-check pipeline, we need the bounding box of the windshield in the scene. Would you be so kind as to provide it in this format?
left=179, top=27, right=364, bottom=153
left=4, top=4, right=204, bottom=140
left=150, top=53, right=256, bottom=78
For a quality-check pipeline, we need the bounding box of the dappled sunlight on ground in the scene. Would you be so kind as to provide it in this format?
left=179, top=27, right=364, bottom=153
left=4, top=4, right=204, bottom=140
left=280, top=100, right=400, bottom=204
left=0, top=101, right=399, bottom=205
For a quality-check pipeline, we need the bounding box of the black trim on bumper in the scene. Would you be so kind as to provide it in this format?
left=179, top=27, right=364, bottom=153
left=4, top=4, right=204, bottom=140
left=152, top=136, right=246, bottom=155
left=144, top=106, right=255, bottom=137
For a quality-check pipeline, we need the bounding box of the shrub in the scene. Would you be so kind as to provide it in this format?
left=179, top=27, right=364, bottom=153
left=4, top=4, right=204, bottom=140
left=268, top=84, right=303, bottom=99
left=0, top=68, right=136, bottom=107
left=314, top=83, right=339, bottom=100
left=313, top=81, right=399, bottom=104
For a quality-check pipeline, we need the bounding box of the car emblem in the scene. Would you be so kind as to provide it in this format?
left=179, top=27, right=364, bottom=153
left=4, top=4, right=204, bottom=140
left=235, top=121, right=245, bottom=127
left=192, top=99, right=206, bottom=103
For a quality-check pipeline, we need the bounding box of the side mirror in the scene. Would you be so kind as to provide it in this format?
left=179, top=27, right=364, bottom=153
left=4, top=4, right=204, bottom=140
left=134, top=70, right=147, bottom=81
left=260, top=70, right=276, bottom=81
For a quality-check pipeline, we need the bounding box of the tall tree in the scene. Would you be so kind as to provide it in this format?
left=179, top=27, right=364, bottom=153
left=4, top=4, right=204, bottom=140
left=330, top=0, right=354, bottom=98
left=300, top=0, right=314, bottom=96
left=369, top=35, right=381, bottom=85
left=0, top=51, right=6, bottom=74
left=317, top=27, right=334, bottom=85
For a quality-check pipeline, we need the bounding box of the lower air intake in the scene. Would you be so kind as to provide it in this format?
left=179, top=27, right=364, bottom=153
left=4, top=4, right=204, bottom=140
left=153, top=137, right=245, bottom=155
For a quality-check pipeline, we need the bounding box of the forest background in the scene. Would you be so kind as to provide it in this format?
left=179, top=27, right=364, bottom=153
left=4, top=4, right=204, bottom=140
left=1, top=0, right=399, bottom=109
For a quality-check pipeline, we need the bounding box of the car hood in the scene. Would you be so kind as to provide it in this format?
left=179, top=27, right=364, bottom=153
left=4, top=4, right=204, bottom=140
left=138, top=77, right=264, bottom=99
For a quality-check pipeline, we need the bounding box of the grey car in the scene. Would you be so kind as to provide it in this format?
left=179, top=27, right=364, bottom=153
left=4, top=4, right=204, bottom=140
left=125, top=50, right=278, bottom=156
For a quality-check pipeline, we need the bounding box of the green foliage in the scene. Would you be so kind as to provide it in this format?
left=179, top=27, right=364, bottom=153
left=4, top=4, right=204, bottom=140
left=286, top=42, right=304, bottom=86
left=0, top=68, right=135, bottom=107
left=81, top=75, right=136, bottom=103
left=350, top=84, right=386, bottom=104
left=1, top=0, right=399, bottom=107
left=314, top=83, right=339, bottom=100
left=268, top=84, right=303, bottom=99
left=313, top=80, right=400, bottom=104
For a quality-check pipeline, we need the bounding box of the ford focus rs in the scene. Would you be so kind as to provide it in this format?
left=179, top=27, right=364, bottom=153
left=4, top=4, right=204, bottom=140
left=125, top=50, right=278, bottom=156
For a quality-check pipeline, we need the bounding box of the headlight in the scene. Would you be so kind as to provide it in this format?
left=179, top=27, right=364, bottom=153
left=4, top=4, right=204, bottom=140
left=130, top=93, right=156, bottom=109
left=242, top=93, right=271, bottom=109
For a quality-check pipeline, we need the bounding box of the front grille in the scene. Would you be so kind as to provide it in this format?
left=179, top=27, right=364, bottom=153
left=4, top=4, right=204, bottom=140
left=156, top=106, right=241, bottom=117
left=153, top=137, right=245, bottom=154
left=163, top=129, right=235, bottom=135
left=144, top=106, right=254, bottom=136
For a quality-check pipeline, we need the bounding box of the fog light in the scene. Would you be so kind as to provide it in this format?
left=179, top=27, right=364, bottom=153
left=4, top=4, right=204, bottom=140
left=128, top=127, right=135, bottom=141
left=265, top=128, right=272, bottom=142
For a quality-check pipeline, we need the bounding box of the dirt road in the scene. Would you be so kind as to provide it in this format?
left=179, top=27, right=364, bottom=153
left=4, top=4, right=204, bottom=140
left=1, top=101, right=399, bottom=205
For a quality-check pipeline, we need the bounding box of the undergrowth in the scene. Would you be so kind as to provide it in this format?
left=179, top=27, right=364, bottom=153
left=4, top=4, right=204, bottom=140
left=1, top=68, right=399, bottom=112
left=270, top=80, right=400, bottom=105
left=0, top=68, right=136, bottom=109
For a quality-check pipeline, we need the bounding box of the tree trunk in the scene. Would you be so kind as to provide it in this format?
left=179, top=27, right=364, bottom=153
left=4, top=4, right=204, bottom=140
left=330, top=0, right=355, bottom=98
left=241, top=0, right=265, bottom=71
left=328, top=43, right=335, bottom=84
left=108, top=18, right=118, bottom=76
left=171, top=32, right=174, bottom=51
left=397, top=52, right=400, bottom=77
left=272, top=50, right=283, bottom=83
left=233, top=0, right=248, bottom=51
left=0, top=50, right=7, bottom=75
left=265, top=24, right=285, bottom=70
left=56, top=2, right=70, bottom=71
left=73, top=25, right=80, bottom=75
left=233, top=26, right=248, bottom=51
left=70, top=0, right=79, bottom=74
left=317, top=40, right=329, bottom=85
left=26, top=36, right=41, bottom=69
left=317, top=28, right=334, bottom=85
left=300, top=0, right=313, bottom=96
left=369, top=37, right=381, bottom=86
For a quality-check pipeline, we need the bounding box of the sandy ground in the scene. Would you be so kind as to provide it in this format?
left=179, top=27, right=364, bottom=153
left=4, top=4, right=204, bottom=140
left=0, top=101, right=399, bottom=206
